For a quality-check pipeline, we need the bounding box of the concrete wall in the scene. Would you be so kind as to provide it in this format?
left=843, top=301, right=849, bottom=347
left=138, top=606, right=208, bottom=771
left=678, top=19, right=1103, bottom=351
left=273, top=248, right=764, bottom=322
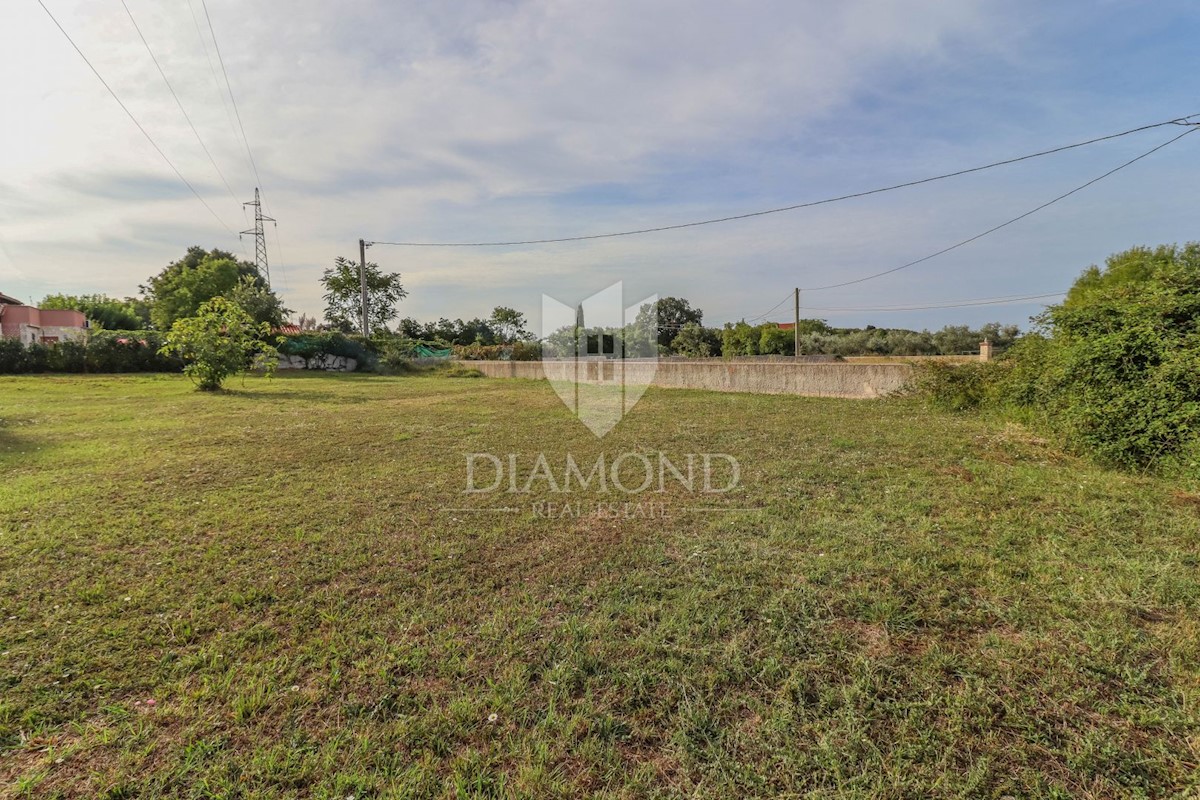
left=457, top=359, right=912, bottom=399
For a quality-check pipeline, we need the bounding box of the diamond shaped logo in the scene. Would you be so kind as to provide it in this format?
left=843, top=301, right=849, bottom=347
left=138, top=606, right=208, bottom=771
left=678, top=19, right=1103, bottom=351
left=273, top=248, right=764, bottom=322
left=541, top=282, right=658, bottom=438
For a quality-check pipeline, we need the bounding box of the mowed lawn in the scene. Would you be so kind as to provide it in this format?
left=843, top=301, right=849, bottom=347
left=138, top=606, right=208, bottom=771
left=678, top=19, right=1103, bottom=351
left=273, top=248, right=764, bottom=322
left=2, top=373, right=1200, bottom=799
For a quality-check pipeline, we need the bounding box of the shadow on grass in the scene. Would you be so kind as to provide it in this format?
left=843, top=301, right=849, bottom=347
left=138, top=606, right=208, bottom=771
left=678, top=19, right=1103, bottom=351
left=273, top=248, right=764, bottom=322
left=212, top=373, right=383, bottom=403
left=211, top=385, right=372, bottom=404
left=0, top=424, right=41, bottom=459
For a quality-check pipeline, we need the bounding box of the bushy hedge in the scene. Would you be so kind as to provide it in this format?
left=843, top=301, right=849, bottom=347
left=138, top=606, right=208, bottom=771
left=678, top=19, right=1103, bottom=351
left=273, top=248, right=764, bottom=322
left=278, top=332, right=374, bottom=365
left=908, top=360, right=1003, bottom=412
left=0, top=331, right=182, bottom=374
left=914, top=243, right=1200, bottom=474
left=87, top=331, right=181, bottom=372
left=453, top=341, right=542, bottom=361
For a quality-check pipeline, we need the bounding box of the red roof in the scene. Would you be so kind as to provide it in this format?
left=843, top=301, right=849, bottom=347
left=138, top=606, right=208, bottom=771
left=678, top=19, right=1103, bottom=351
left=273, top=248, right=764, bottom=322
left=275, top=324, right=302, bottom=334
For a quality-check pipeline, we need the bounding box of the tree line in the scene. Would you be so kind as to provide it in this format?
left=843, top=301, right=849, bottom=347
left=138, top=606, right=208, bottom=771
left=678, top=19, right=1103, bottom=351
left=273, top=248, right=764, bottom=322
left=39, top=246, right=1011, bottom=359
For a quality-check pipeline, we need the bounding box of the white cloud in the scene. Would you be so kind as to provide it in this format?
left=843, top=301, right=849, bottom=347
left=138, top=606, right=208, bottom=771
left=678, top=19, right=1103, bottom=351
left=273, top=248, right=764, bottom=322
left=1, top=0, right=1194, bottom=329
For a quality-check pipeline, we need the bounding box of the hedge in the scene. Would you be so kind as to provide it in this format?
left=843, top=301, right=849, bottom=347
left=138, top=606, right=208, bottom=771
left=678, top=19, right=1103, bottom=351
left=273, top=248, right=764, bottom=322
left=0, top=331, right=182, bottom=374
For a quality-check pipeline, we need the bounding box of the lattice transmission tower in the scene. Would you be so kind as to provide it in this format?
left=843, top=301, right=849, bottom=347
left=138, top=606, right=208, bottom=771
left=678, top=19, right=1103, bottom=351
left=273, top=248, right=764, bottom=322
left=240, top=187, right=276, bottom=286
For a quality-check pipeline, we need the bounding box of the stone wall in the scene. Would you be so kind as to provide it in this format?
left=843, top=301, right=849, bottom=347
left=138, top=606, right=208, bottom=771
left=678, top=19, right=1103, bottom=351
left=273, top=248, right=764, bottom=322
left=278, top=354, right=358, bottom=372
left=457, top=359, right=912, bottom=399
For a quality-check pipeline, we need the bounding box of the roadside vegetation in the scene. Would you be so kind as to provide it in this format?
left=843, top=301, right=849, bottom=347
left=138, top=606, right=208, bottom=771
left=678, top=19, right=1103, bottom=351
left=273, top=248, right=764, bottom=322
left=914, top=243, right=1200, bottom=476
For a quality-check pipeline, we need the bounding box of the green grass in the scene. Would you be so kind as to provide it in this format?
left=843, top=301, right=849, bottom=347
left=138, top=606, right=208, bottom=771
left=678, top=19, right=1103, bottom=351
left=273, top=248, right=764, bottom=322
left=2, top=372, right=1200, bottom=798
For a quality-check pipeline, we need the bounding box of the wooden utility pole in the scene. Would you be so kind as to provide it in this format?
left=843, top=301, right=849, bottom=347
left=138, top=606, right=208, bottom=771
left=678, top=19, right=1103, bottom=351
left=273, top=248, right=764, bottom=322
left=794, top=287, right=800, bottom=359
left=358, top=238, right=369, bottom=336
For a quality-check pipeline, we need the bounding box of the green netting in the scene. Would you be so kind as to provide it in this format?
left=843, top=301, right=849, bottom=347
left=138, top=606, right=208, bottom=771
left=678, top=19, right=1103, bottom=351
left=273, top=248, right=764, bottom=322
left=412, top=345, right=453, bottom=359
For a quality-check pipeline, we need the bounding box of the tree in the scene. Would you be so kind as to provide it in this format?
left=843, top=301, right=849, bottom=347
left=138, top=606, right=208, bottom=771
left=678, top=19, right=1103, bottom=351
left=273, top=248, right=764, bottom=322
left=794, top=318, right=832, bottom=336
left=159, top=297, right=280, bottom=391
left=671, top=322, right=720, bottom=357
left=638, top=297, right=703, bottom=349
left=721, top=321, right=759, bottom=356
left=758, top=323, right=795, bottom=356
left=1064, top=244, right=1181, bottom=307
left=489, top=306, right=530, bottom=343
left=40, top=294, right=144, bottom=330
left=227, top=276, right=290, bottom=329
left=143, top=246, right=284, bottom=330
left=321, top=257, right=407, bottom=334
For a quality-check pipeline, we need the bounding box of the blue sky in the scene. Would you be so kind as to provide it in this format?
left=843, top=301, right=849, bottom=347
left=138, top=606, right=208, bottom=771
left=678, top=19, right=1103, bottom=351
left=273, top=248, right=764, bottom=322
left=1, top=0, right=1197, bottom=331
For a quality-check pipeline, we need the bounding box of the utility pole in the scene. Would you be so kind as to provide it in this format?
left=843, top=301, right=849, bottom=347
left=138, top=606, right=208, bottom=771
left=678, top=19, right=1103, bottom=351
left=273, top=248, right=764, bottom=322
left=240, top=188, right=276, bottom=287
left=794, top=287, right=801, bottom=360
left=359, top=238, right=369, bottom=336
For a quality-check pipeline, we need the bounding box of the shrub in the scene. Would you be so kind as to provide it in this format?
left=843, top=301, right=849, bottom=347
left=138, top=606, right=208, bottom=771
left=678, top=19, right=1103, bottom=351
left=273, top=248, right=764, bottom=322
left=86, top=331, right=180, bottom=373
left=160, top=298, right=280, bottom=391
left=921, top=243, right=1200, bottom=474
left=0, top=341, right=50, bottom=374
left=0, top=333, right=187, bottom=374
left=453, top=341, right=541, bottom=361
left=278, top=332, right=373, bottom=369
left=45, top=340, right=87, bottom=373
left=1005, top=250, right=1200, bottom=470
left=442, top=365, right=484, bottom=378
left=909, top=360, right=1000, bottom=412
left=0, top=339, right=27, bottom=373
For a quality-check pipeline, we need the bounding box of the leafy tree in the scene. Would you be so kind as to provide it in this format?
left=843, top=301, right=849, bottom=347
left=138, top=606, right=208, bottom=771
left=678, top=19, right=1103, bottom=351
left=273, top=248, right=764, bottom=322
left=397, top=316, right=501, bottom=346
left=227, top=276, right=290, bottom=329
left=321, top=257, right=407, bottom=334
left=39, top=293, right=144, bottom=330
left=461, top=318, right=498, bottom=345
left=489, top=306, right=531, bottom=343
left=758, top=324, right=795, bottom=356
left=124, top=297, right=154, bottom=328
left=1064, top=244, right=1181, bottom=307
left=671, top=322, right=720, bottom=357
left=159, top=297, right=280, bottom=391
left=143, top=246, right=282, bottom=330
left=635, top=297, right=703, bottom=349
left=721, top=321, right=759, bottom=356
left=398, top=317, right=425, bottom=340
left=794, top=318, right=832, bottom=336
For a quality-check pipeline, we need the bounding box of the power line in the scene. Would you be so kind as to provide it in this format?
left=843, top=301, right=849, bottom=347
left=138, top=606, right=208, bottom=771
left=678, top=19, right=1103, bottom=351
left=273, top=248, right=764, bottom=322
left=120, top=0, right=240, bottom=206
left=802, top=291, right=1066, bottom=312
left=745, top=291, right=794, bottom=323
left=367, top=112, right=1199, bottom=247
left=184, top=0, right=239, bottom=150
left=717, top=126, right=1192, bottom=321
left=807, top=127, right=1198, bottom=291
left=200, top=0, right=264, bottom=196
left=650, top=291, right=1065, bottom=329
left=35, top=0, right=236, bottom=235
left=198, top=0, right=285, bottom=283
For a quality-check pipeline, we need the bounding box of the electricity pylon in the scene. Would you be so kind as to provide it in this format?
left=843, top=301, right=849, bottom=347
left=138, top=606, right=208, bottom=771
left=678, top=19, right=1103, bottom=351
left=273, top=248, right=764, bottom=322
left=240, top=187, right=276, bottom=286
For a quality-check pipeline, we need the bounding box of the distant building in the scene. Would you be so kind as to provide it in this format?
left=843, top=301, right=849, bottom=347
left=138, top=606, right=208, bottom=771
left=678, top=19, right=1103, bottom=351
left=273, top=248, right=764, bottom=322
left=0, top=294, right=87, bottom=344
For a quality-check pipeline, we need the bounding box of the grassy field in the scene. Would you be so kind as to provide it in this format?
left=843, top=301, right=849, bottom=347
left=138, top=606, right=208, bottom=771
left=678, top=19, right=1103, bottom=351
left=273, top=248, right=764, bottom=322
left=2, top=372, right=1200, bottom=798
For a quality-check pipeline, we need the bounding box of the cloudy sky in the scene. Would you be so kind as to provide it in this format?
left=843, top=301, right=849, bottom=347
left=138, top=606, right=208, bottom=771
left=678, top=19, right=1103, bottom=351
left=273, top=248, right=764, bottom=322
left=2, top=0, right=1197, bottom=330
